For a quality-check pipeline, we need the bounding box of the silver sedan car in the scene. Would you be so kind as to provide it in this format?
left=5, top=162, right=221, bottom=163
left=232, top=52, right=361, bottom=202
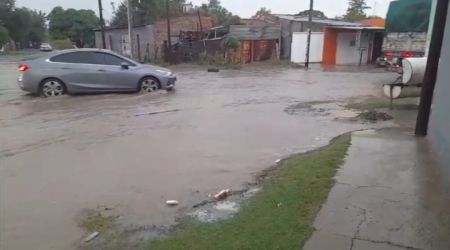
left=17, top=49, right=176, bottom=97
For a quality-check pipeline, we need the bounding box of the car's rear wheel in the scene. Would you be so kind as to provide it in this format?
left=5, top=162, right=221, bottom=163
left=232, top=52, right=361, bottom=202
left=40, top=78, right=66, bottom=97
left=139, top=76, right=160, bottom=93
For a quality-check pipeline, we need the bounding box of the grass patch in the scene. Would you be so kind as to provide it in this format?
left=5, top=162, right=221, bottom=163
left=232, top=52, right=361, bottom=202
left=80, top=211, right=113, bottom=232
left=149, top=134, right=352, bottom=250
left=346, top=98, right=418, bottom=111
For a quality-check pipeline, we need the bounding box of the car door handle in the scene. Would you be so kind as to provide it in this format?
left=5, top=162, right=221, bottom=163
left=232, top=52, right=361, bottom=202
left=98, top=69, right=107, bottom=72
left=61, top=67, right=72, bottom=70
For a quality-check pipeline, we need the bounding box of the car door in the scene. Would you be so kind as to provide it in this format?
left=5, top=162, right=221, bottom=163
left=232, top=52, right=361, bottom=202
left=49, top=51, right=107, bottom=92
left=94, top=52, right=141, bottom=91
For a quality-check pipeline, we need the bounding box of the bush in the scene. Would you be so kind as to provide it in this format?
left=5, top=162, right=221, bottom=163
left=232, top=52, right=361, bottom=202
left=50, top=39, right=74, bottom=50
left=224, top=36, right=239, bottom=50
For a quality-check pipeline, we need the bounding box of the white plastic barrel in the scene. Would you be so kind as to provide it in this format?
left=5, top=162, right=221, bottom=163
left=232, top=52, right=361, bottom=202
left=383, top=85, right=422, bottom=99
left=402, top=57, right=427, bottom=85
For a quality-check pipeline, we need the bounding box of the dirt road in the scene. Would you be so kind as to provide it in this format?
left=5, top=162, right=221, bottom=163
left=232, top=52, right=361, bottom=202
left=0, top=58, right=397, bottom=249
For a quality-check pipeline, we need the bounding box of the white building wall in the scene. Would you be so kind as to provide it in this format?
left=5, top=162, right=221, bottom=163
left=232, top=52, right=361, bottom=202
left=290, top=32, right=324, bottom=63
left=336, top=31, right=371, bottom=65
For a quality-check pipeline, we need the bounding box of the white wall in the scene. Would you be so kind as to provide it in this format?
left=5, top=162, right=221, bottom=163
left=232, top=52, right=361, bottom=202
left=291, top=32, right=324, bottom=63
left=336, top=31, right=370, bottom=65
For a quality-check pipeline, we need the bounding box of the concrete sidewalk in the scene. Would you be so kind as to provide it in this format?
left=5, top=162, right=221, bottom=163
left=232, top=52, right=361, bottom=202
left=304, top=128, right=450, bottom=250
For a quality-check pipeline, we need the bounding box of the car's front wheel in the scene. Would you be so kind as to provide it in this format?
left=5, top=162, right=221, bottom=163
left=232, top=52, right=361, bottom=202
left=40, top=78, right=66, bottom=97
left=139, top=76, right=160, bottom=93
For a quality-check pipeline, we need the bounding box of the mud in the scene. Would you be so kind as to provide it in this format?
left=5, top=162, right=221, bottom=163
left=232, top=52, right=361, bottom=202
left=0, top=57, right=398, bottom=250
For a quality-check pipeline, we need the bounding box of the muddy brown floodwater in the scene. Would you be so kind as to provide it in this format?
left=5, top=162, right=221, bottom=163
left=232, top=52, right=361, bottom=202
left=0, top=60, right=397, bottom=250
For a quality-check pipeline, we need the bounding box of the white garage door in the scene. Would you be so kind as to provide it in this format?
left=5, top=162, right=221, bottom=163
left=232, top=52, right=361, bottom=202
left=291, top=32, right=324, bottom=63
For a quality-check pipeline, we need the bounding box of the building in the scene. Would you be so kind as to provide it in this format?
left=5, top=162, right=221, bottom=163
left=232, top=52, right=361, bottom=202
left=95, top=25, right=154, bottom=62
left=360, top=17, right=386, bottom=27
left=206, top=24, right=281, bottom=64
left=322, top=26, right=384, bottom=65
left=95, top=15, right=214, bottom=62
left=264, top=15, right=362, bottom=59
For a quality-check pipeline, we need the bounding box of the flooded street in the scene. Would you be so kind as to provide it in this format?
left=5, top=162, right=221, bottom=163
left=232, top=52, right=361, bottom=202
left=0, top=57, right=397, bottom=249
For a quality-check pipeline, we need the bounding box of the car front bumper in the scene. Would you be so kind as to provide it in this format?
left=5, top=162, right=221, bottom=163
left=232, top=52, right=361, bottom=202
left=160, top=76, right=177, bottom=89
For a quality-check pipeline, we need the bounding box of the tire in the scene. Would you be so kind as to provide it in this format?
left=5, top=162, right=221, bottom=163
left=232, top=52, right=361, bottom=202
left=139, top=76, right=161, bottom=93
left=40, top=78, right=66, bottom=97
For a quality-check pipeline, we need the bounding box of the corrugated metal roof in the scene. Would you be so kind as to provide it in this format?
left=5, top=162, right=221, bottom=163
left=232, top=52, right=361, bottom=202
left=274, top=14, right=362, bottom=27
left=227, top=25, right=281, bottom=40
left=326, top=26, right=384, bottom=30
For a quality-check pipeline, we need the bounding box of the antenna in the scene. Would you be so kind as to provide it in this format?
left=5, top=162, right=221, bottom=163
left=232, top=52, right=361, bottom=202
left=373, top=0, right=377, bottom=17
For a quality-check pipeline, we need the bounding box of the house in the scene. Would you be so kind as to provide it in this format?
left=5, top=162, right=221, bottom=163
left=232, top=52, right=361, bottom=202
left=95, top=15, right=214, bottom=62
left=95, top=25, right=154, bottom=62
left=206, top=24, right=281, bottom=64
left=259, top=14, right=361, bottom=59
left=322, top=26, right=385, bottom=65
left=360, top=17, right=386, bottom=27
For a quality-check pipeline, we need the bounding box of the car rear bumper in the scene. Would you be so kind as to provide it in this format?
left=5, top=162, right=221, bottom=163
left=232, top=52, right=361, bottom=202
left=18, top=73, right=39, bottom=94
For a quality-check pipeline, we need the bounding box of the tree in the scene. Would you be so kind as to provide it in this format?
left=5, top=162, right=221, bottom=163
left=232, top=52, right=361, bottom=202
left=28, top=10, right=47, bottom=47
left=202, top=0, right=240, bottom=25
left=297, top=9, right=327, bottom=19
left=110, top=0, right=187, bottom=27
left=344, top=0, right=370, bottom=22
left=253, top=7, right=271, bottom=19
left=48, top=7, right=99, bottom=48
left=0, top=0, right=15, bottom=20
left=0, top=25, right=10, bottom=48
left=208, top=0, right=220, bottom=9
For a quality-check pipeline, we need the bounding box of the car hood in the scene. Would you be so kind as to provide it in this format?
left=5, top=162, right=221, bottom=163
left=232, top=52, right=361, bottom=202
left=141, top=64, right=171, bottom=73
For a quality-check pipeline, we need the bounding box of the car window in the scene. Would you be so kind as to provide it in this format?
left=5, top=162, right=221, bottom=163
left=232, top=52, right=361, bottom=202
left=95, top=52, right=135, bottom=66
left=50, top=52, right=100, bottom=64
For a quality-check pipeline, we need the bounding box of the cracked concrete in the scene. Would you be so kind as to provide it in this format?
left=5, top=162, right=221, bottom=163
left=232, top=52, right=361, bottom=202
left=304, top=128, right=450, bottom=250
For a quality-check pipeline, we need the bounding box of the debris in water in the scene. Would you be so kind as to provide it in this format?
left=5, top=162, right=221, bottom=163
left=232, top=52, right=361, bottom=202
left=166, top=200, right=180, bottom=206
left=84, top=231, right=99, bottom=242
left=358, top=110, right=393, bottom=122
left=214, top=189, right=231, bottom=200
left=134, top=109, right=180, bottom=117
left=208, top=68, right=219, bottom=72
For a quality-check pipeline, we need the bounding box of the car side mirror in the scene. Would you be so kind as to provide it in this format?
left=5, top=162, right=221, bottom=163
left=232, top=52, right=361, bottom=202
left=121, top=62, right=129, bottom=70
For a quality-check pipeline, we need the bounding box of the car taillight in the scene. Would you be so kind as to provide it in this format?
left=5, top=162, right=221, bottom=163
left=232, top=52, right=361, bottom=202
left=18, top=64, right=29, bottom=71
left=385, top=51, right=393, bottom=58
left=400, top=52, right=413, bottom=58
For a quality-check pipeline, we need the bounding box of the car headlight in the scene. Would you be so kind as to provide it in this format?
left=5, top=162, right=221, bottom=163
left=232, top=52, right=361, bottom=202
left=156, top=70, right=172, bottom=76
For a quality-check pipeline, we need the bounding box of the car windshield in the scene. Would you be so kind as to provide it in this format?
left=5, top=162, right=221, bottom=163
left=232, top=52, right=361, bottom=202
left=2, top=1, right=450, bottom=250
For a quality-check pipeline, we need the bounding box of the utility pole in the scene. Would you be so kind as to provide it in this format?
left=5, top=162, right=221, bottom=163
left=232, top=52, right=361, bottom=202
left=166, top=0, right=172, bottom=47
left=127, top=0, right=135, bottom=59
left=305, top=0, right=314, bottom=69
left=98, top=0, right=106, bottom=49
left=166, top=0, right=172, bottom=62
left=415, top=0, right=449, bottom=136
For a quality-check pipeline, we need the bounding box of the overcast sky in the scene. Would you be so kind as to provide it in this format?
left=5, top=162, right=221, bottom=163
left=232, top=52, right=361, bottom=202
left=16, top=0, right=395, bottom=21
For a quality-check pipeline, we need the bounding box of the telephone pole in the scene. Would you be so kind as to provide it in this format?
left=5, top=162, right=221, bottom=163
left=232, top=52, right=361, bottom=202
left=305, top=0, right=314, bottom=69
left=165, top=0, right=172, bottom=62
left=127, top=0, right=135, bottom=59
left=98, top=0, right=106, bottom=49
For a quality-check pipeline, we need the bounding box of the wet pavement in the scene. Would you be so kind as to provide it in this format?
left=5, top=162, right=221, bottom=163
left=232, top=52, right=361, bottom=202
left=0, top=56, right=399, bottom=249
left=304, top=128, right=450, bottom=250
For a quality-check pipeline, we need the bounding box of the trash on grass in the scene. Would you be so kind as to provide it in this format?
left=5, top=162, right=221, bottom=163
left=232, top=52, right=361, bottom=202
left=166, top=200, right=180, bottom=206
left=84, top=231, right=99, bottom=242
left=275, top=159, right=281, bottom=163
left=214, top=189, right=231, bottom=200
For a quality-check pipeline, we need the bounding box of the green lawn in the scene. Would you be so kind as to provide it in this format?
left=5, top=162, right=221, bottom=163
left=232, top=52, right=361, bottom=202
left=149, top=134, right=351, bottom=250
